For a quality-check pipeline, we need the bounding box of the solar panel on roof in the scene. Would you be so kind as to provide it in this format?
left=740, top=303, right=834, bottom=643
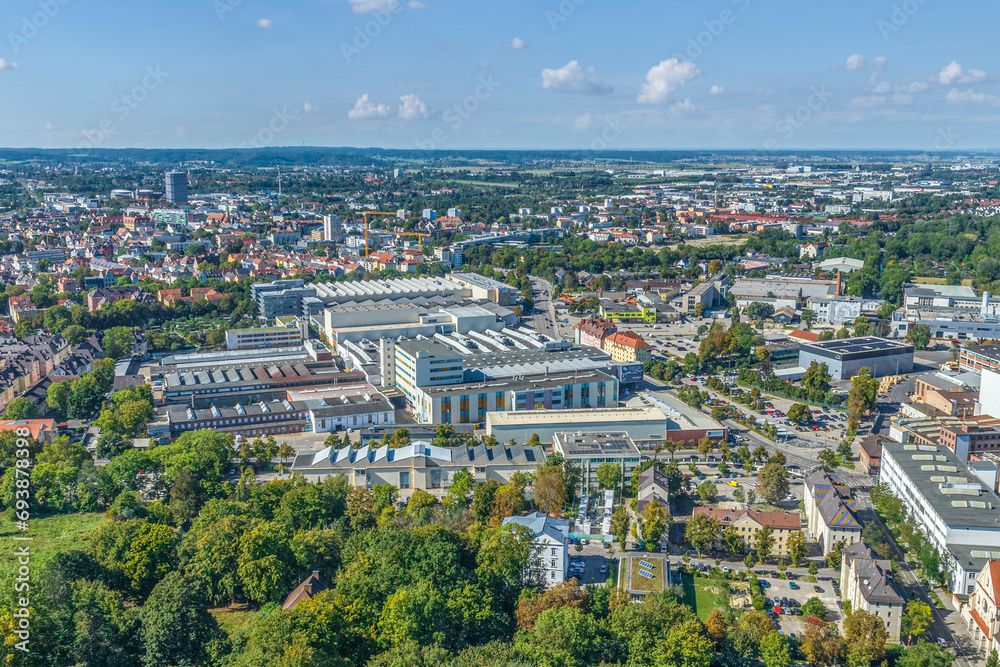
left=640, top=560, right=654, bottom=569
left=638, top=569, right=654, bottom=579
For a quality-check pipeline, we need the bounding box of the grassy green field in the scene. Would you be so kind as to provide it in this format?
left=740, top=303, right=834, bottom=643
left=681, top=573, right=721, bottom=621
left=0, top=512, right=105, bottom=568
left=210, top=609, right=259, bottom=640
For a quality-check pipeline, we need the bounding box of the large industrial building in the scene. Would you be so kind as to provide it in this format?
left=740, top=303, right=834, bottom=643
left=152, top=342, right=363, bottom=409
left=486, top=407, right=667, bottom=446
left=325, top=300, right=516, bottom=349
left=446, top=272, right=515, bottom=306
left=387, top=335, right=637, bottom=424
left=164, top=380, right=394, bottom=439
left=797, top=336, right=914, bottom=380
left=880, top=438, right=1000, bottom=596
left=485, top=390, right=727, bottom=448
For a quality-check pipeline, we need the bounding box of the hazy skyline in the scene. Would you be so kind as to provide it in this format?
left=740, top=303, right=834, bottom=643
left=1, top=0, right=998, bottom=151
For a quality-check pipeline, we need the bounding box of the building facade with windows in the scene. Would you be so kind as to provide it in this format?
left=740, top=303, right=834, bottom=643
left=503, top=512, right=570, bottom=588
left=840, top=541, right=904, bottom=641
left=804, top=470, right=862, bottom=555
left=963, top=560, right=1000, bottom=655
left=691, top=507, right=802, bottom=556
left=407, top=369, right=618, bottom=425
left=225, top=322, right=308, bottom=350
left=553, top=432, right=642, bottom=493
left=292, top=441, right=544, bottom=490
left=602, top=330, right=652, bottom=363
left=880, top=438, right=1000, bottom=595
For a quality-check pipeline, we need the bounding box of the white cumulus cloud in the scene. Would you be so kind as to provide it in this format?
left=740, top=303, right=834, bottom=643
left=946, top=88, right=1000, bottom=105
left=43, top=122, right=54, bottom=130
left=938, top=61, right=987, bottom=85
left=346, top=0, right=400, bottom=13
left=573, top=113, right=593, bottom=131
left=303, top=102, right=319, bottom=113
left=541, top=61, right=612, bottom=94
left=872, top=81, right=891, bottom=94
left=637, top=58, right=701, bottom=104
left=873, top=56, right=889, bottom=69
left=899, top=81, right=929, bottom=93
left=256, top=18, right=274, bottom=28
left=408, top=1, right=426, bottom=8
left=0, top=59, right=20, bottom=71
left=398, top=93, right=428, bottom=119
left=850, top=95, right=886, bottom=106
left=348, top=94, right=391, bottom=119
left=709, top=85, right=725, bottom=95
left=511, top=37, right=527, bottom=49
left=671, top=99, right=694, bottom=113
left=845, top=54, right=866, bottom=70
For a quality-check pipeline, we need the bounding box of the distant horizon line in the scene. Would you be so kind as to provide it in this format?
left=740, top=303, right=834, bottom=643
left=1, top=145, right=999, bottom=156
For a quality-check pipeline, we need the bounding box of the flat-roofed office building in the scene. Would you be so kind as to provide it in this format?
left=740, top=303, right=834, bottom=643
left=553, top=431, right=642, bottom=492
left=798, top=336, right=913, bottom=380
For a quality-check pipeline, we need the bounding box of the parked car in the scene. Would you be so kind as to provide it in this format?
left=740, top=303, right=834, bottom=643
left=789, top=581, right=799, bottom=590
left=600, top=564, right=607, bottom=574
left=936, top=638, right=948, bottom=648
left=814, top=585, right=823, bottom=593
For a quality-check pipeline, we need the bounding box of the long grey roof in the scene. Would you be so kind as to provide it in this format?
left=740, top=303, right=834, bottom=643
left=292, top=441, right=543, bottom=472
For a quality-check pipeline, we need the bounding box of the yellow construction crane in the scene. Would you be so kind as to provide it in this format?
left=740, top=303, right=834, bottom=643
left=361, top=211, right=398, bottom=259
left=361, top=211, right=431, bottom=257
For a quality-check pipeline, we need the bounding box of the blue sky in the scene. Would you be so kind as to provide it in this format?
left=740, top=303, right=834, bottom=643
left=1, top=0, right=998, bottom=151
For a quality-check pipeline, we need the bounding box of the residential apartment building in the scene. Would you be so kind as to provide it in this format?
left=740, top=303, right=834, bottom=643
left=602, top=330, right=652, bottom=363
left=804, top=470, right=862, bottom=555
left=503, top=512, right=570, bottom=588
left=691, top=507, right=802, bottom=556
left=840, top=541, right=904, bottom=641
left=574, top=318, right=617, bottom=349
left=225, top=322, right=308, bottom=350
left=963, top=560, right=1000, bottom=655
left=251, top=279, right=317, bottom=318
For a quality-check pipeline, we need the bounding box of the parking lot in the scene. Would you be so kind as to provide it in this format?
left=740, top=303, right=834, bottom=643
left=567, top=542, right=615, bottom=586
left=674, top=376, right=851, bottom=449
left=683, top=560, right=843, bottom=636
left=760, top=574, right=842, bottom=636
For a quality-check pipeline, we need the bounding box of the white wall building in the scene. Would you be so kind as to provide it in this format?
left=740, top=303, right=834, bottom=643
left=881, top=438, right=1000, bottom=595
left=502, top=511, right=570, bottom=587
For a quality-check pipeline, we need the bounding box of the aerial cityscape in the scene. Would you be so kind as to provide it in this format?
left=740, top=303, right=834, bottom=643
left=2, top=1, right=1000, bottom=666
